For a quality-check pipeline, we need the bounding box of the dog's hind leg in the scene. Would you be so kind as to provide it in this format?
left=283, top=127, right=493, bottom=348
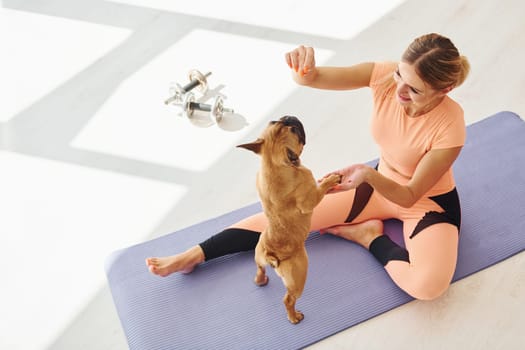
left=280, top=251, right=308, bottom=324
left=254, top=264, right=269, bottom=286
left=254, top=243, right=269, bottom=286
left=283, top=291, right=304, bottom=324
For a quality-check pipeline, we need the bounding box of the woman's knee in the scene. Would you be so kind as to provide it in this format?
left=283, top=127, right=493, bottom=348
left=400, top=224, right=458, bottom=300
left=406, top=271, right=452, bottom=300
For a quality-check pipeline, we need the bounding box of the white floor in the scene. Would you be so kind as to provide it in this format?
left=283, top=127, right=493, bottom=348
left=1, top=1, right=524, bottom=349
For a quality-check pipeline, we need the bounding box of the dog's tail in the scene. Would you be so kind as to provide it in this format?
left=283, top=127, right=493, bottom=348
left=266, top=253, right=280, bottom=268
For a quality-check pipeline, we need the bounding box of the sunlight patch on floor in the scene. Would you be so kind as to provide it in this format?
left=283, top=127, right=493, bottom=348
left=0, top=151, right=185, bottom=350
left=0, top=8, right=131, bottom=122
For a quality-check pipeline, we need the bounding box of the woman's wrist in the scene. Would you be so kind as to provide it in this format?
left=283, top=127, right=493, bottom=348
left=293, top=67, right=317, bottom=86
left=363, top=165, right=375, bottom=184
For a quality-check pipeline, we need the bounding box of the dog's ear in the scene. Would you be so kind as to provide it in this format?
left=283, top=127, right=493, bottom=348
left=237, top=138, right=264, bottom=154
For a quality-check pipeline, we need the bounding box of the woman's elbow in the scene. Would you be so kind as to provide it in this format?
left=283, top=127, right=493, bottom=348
left=399, top=197, right=417, bottom=208
left=399, top=188, right=419, bottom=208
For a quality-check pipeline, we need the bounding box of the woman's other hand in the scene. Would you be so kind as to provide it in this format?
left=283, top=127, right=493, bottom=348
left=320, top=164, right=371, bottom=193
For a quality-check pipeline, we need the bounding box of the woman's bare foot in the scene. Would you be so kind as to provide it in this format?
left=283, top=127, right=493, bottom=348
left=320, top=219, right=383, bottom=249
left=145, top=245, right=205, bottom=277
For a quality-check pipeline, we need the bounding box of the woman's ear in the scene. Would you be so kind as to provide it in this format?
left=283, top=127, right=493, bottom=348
left=442, top=85, right=454, bottom=94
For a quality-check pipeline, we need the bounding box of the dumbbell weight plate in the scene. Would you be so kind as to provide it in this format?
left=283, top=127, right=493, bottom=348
left=210, top=96, right=224, bottom=123
left=164, top=83, right=184, bottom=105
left=182, top=92, right=196, bottom=119
left=188, top=69, right=209, bottom=94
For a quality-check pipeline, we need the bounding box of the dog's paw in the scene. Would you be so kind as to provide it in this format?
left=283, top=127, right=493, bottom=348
left=333, top=173, right=343, bottom=184
left=254, top=275, right=269, bottom=286
left=323, top=173, right=342, bottom=187
left=288, top=310, right=304, bottom=324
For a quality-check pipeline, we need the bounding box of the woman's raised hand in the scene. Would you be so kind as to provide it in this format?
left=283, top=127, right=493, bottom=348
left=285, top=45, right=316, bottom=77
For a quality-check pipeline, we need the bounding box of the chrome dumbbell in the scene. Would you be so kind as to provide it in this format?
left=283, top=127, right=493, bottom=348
left=180, top=92, right=234, bottom=122
left=165, top=69, right=212, bottom=105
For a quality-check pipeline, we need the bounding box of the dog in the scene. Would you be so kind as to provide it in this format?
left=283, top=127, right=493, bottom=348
left=237, top=115, right=341, bottom=324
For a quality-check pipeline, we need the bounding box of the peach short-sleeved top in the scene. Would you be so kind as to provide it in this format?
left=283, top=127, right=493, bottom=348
left=369, top=62, right=466, bottom=197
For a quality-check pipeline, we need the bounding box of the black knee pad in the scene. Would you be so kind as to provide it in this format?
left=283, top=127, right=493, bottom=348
left=199, top=228, right=260, bottom=261
left=369, top=235, right=409, bottom=266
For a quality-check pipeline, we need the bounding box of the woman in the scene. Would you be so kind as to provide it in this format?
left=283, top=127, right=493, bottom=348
left=146, top=33, right=470, bottom=300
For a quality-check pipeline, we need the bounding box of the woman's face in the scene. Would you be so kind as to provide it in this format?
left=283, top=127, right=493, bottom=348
left=393, top=61, right=445, bottom=112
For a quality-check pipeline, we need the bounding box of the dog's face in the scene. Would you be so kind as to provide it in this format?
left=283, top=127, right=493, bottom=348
left=237, top=116, right=306, bottom=166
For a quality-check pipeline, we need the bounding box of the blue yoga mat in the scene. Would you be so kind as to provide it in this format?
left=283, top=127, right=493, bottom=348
left=105, top=111, right=525, bottom=350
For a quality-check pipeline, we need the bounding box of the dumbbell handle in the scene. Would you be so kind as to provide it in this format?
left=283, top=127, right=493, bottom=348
left=181, top=71, right=211, bottom=93
left=164, top=71, right=212, bottom=105
left=189, top=101, right=234, bottom=113
left=180, top=92, right=234, bottom=122
left=189, top=102, right=212, bottom=112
